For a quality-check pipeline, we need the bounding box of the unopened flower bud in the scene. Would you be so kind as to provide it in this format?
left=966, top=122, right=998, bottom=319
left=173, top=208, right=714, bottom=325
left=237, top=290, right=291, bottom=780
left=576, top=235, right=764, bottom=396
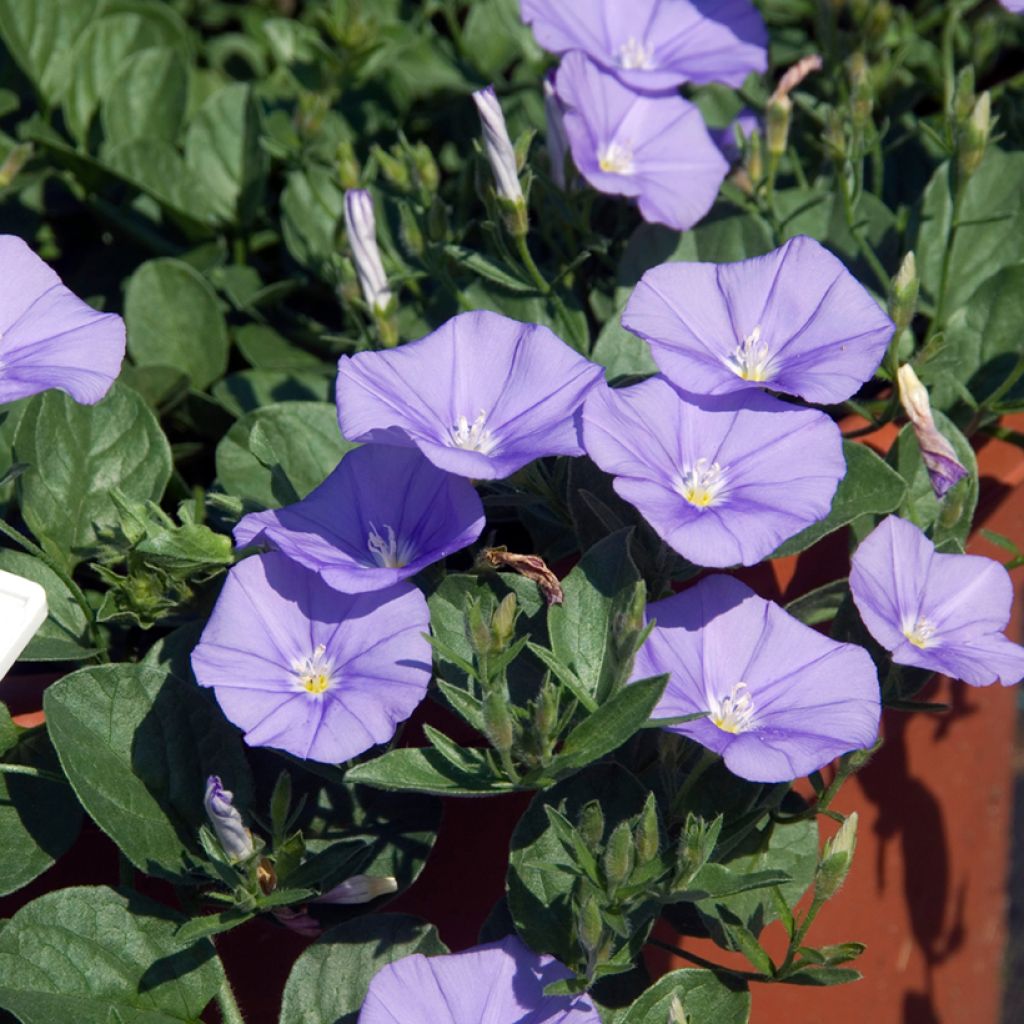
left=577, top=893, right=604, bottom=956
left=204, top=775, right=254, bottom=862
left=467, top=598, right=496, bottom=657
left=482, top=689, right=516, bottom=754
left=411, top=141, right=440, bottom=193
left=257, top=858, right=277, bottom=895
left=953, top=66, right=976, bottom=128
left=272, top=906, right=321, bottom=937
left=898, top=364, right=968, bottom=498
left=889, top=251, right=919, bottom=332
left=635, top=795, right=660, bottom=865
left=578, top=801, right=605, bottom=848
left=603, top=821, right=635, bottom=890
left=491, top=593, right=517, bottom=650
left=373, top=144, right=411, bottom=190
left=336, top=140, right=360, bottom=191
left=816, top=812, right=858, bottom=901
left=864, top=0, right=891, bottom=39
left=0, top=143, right=32, bottom=188
left=473, top=85, right=524, bottom=207
left=532, top=678, right=559, bottom=743
left=543, top=73, right=570, bottom=189
left=316, top=874, right=398, bottom=905
left=958, top=91, right=991, bottom=182
left=344, top=189, right=393, bottom=314
left=398, top=204, right=424, bottom=259
left=848, top=53, right=873, bottom=130
left=425, top=196, right=449, bottom=242
left=823, top=109, right=847, bottom=162
left=765, top=95, right=791, bottom=160
left=745, top=129, right=764, bottom=183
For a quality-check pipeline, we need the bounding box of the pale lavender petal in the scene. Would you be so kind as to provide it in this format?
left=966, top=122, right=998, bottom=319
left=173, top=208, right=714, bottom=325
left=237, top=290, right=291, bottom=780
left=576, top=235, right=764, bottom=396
left=191, top=553, right=431, bottom=763
left=1001, top=0, right=1024, bottom=12
left=554, top=52, right=728, bottom=232
left=0, top=235, right=125, bottom=404
left=580, top=377, right=844, bottom=567
left=359, top=935, right=599, bottom=1024
left=521, top=0, right=766, bottom=90
left=235, top=446, right=484, bottom=593
left=622, top=236, right=894, bottom=404
left=711, top=109, right=760, bottom=162
left=635, top=575, right=880, bottom=782
left=336, top=311, right=603, bottom=480
left=850, top=515, right=1024, bottom=686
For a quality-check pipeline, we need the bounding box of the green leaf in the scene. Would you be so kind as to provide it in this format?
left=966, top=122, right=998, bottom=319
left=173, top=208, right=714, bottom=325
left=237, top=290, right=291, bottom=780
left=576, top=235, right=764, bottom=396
left=280, top=166, right=345, bottom=282
left=619, top=968, right=750, bottom=1024
left=185, top=82, right=266, bottom=227
left=0, top=725, right=82, bottom=896
left=344, top=746, right=512, bottom=796
left=213, top=371, right=334, bottom=417
left=215, top=402, right=354, bottom=509
left=444, top=245, right=534, bottom=294
left=0, top=550, right=94, bottom=661
left=235, top=325, right=329, bottom=373
left=125, top=258, right=230, bottom=390
left=279, top=914, right=447, bottom=1024
left=782, top=965, right=862, bottom=986
left=590, top=315, right=658, bottom=383
left=44, top=664, right=252, bottom=883
left=15, top=384, right=173, bottom=570
left=101, top=46, right=188, bottom=146
left=785, top=579, right=849, bottom=627
left=772, top=442, right=907, bottom=558
left=548, top=531, right=642, bottom=703
left=0, top=398, right=29, bottom=516
left=63, top=12, right=179, bottom=142
left=460, top=0, right=542, bottom=77
left=888, top=411, right=978, bottom=548
left=0, top=0, right=103, bottom=106
left=0, top=886, right=223, bottom=1024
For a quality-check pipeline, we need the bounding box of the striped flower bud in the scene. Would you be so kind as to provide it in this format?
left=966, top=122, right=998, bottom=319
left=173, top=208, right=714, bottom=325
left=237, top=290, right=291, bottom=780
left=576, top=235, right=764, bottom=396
left=472, top=85, right=525, bottom=205
left=343, top=189, right=393, bottom=313
left=898, top=364, right=968, bottom=499
left=204, top=775, right=254, bottom=863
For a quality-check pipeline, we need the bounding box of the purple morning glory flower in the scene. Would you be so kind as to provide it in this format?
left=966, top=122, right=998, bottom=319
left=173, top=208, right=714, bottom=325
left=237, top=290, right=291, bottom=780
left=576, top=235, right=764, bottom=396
left=1001, top=0, right=1024, bottom=12
left=554, top=52, right=728, bottom=233
left=521, top=0, right=767, bottom=90
left=634, top=575, right=881, bottom=782
left=0, top=234, right=125, bottom=405
left=234, top=445, right=485, bottom=594
left=580, top=376, right=845, bottom=567
left=621, top=236, right=895, bottom=405
left=336, top=310, right=604, bottom=480
left=191, top=552, right=431, bottom=763
left=849, top=516, right=1024, bottom=687
left=359, top=935, right=600, bottom=1024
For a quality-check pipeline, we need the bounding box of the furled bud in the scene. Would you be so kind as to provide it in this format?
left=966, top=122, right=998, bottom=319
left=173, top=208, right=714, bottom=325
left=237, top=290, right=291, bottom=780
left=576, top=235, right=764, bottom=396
left=491, top=592, right=517, bottom=651
left=532, top=678, right=559, bottom=744
left=577, top=893, right=604, bottom=956
left=816, top=812, right=858, bottom=901
left=316, top=874, right=399, bottom=905
left=0, top=143, right=33, bottom=189
left=897, top=364, right=968, bottom=499
left=953, top=65, right=976, bottom=128
left=204, top=775, right=255, bottom=862
left=335, top=140, right=361, bottom=191
left=373, top=143, right=411, bottom=190
left=765, top=95, right=791, bottom=160
left=472, top=86, right=524, bottom=205
left=543, top=72, right=570, bottom=190
left=603, top=821, right=635, bottom=890
left=823, top=108, right=847, bottom=163
left=958, top=91, right=991, bottom=182
left=635, top=795, right=661, bottom=865
left=889, top=251, right=919, bottom=332
left=578, top=801, right=605, bottom=849
left=482, top=689, right=516, bottom=754
left=343, top=189, right=393, bottom=314
left=744, top=129, right=764, bottom=183
left=411, top=141, right=440, bottom=193
left=847, top=52, right=873, bottom=131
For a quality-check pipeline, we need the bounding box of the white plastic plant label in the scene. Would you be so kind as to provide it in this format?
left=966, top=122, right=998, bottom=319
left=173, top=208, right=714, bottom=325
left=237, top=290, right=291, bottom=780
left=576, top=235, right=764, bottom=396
left=0, top=569, right=47, bottom=681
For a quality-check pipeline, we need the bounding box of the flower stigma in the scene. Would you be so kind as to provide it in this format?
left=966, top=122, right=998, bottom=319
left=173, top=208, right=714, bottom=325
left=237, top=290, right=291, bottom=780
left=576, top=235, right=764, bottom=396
left=708, top=682, right=756, bottom=734
left=618, top=37, right=655, bottom=70
left=903, top=615, right=937, bottom=650
left=447, top=410, right=498, bottom=454
left=677, top=457, right=727, bottom=509
left=725, top=325, right=775, bottom=382
left=598, top=141, right=635, bottom=175
left=293, top=644, right=335, bottom=695
left=366, top=522, right=416, bottom=569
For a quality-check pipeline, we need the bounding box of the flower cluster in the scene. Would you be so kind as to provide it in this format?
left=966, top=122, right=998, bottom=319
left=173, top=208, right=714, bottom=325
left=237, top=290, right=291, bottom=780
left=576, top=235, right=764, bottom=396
left=518, top=0, right=768, bottom=229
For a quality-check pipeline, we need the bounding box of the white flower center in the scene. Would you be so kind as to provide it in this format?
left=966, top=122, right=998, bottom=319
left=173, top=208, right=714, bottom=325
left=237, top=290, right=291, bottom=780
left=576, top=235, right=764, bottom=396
left=902, top=615, right=937, bottom=650
left=677, top=458, right=728, bottom=509
left=708, top=682, right=756, bottom=734
left=618, top=37, right=655, bottom=70
left=366, top=522, right=416, bottom=569
left=725, top=325, right=775, bottom=383
left=293, top=644, right=335, bottom=695
left=447, top=410, right=498, bottom=454
left=598, top=141, right=635, bottom=175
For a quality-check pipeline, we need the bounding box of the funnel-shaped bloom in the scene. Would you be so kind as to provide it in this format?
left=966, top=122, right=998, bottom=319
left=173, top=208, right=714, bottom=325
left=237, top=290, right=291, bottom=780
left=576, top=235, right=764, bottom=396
left=635, top=575, right=880, bottom=782
left=336, top=310, right=603, bottom=480
left=192, top=553, right=431, bottom=763
left=1001, top=1, right=1024, bottom=13
left=554, top=52, right=728, bottom=232
left=581, top=376, right=844, bottom=567
left=234, top=446, right=484, bottom=593
left=622, top=236, right=895, bottom=404
left=521, top=0, right=767, bottom=90
left=0, top=234, right=125, bottom=404
left=359, top=935, right=600, bottom=1024
left=849, top=516, right=1024, bottom=687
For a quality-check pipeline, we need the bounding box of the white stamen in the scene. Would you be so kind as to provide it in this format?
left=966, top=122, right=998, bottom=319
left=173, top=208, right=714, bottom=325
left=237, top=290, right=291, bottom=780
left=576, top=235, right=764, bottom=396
left=677, top=458, right=728, bottom=509
left=598, top=141, right=635, bottom=175
left=447, top=410, right=498, bottom=454
left=708, top=682, right=756, bottom=734
left=293, top=643, right=335, bottom=695
left=618, top=37, right=655, bottom=70
left=902, top=615, right=937, bottom=650
left=725, top=325, right=775, bottom=383
left=366, top=522, right=416, bottom=569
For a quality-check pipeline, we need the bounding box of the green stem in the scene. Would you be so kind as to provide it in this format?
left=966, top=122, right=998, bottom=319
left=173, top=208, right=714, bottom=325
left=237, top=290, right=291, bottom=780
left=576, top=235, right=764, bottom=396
left=216, top=975, right=246, bottom=1024
left=967, top=349, right=1024, bottom=434
left=514, top=232, right=551, bottom=295
left=929, top=184, right=965, bottom=340
left=0, top=763, right=68, bottom=785
left=670, top=748, right=719, bottom=821
left=838, top=171, right=890, bottom=292
left=649, top=938, right=764, bottom=982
